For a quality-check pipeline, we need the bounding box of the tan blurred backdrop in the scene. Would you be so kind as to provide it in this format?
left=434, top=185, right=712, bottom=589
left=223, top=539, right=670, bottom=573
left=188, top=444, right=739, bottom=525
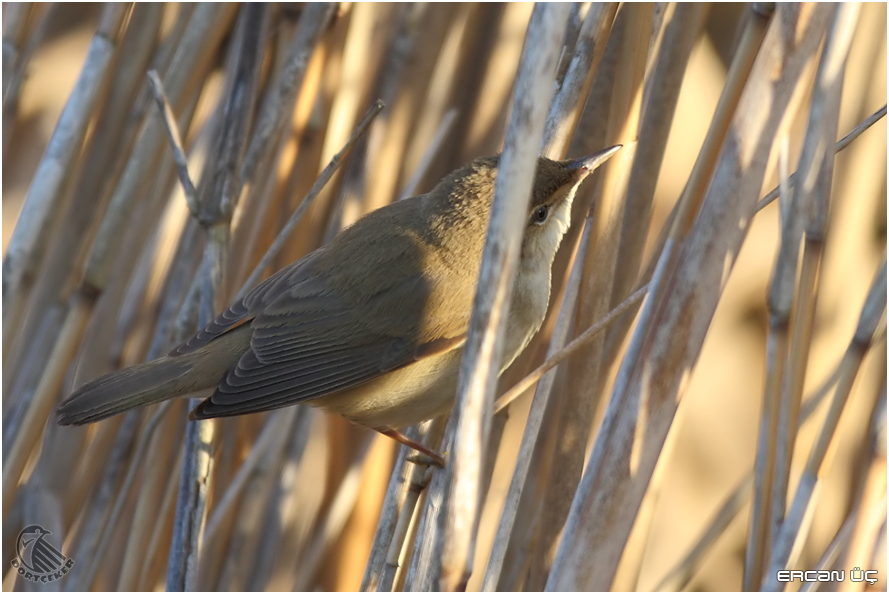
left=2, top=4, right=885, bottom=591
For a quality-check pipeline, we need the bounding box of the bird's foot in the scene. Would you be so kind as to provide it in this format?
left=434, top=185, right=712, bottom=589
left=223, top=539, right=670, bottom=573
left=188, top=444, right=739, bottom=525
left=406, top=452, right=445, bottom=468
left=375, top=427, right=446, bottom=468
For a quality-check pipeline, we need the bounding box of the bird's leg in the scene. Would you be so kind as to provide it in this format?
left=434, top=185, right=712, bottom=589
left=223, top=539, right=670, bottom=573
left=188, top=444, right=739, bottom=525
left=375, top=427, right=445, bottom=467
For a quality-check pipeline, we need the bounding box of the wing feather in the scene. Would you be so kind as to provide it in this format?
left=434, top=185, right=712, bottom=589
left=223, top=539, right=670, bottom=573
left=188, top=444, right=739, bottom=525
left=182, top=202, right=476, bottom=421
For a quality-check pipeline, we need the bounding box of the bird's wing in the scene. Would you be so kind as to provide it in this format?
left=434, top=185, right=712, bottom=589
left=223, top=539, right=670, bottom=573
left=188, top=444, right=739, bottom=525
left=181, top=198, right=476, bottom=420
left=170, top=251, right=325, bottom=356
left=187, top=212, right=474, bottom=420
left=189, top=271, right=465, bottom=419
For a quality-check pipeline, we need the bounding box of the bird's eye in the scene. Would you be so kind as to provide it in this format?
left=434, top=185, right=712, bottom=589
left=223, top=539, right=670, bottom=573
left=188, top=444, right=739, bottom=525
left=531, top=205, right=549, bottom=225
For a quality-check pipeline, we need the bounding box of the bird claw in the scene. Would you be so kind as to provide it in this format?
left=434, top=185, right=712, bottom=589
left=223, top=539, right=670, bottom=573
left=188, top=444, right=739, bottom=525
left=406, top=452, right=446, bottom=468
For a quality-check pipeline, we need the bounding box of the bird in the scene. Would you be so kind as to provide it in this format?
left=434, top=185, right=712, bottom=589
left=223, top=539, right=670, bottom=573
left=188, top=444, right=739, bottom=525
left=57, top=146, right=621, bottom=465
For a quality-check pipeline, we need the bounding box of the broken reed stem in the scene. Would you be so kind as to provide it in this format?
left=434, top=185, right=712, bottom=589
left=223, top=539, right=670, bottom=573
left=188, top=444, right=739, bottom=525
left=494, top=283, right=648, bottom=414
left=236, top=100, right=384, bottom=300
left=146, top=70, right=199, bottom=215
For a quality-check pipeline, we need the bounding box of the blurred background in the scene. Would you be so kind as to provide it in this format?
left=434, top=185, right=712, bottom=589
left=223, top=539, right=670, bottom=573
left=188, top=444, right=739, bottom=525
left=2, top=3, right=885, bottom=591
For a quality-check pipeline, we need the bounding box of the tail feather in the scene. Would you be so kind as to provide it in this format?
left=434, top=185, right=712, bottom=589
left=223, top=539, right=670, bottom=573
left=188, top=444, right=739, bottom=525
left=57, top=323, right=253, bottom=425
left=57, top=356, right=201, bottom=425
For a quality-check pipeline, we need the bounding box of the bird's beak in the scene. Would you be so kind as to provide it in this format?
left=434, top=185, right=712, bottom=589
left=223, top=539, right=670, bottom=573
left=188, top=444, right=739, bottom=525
left=565, top=144, right=623, bottom=182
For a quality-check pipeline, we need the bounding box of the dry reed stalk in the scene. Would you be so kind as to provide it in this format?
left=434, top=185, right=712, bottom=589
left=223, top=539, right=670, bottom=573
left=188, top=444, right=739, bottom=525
left=164, top=7, right=268, bottom=589
left=427, top=4, right=507, bottom=182
left=745, top=135, right=797, bottom=589
left=237, top=100, right=384, bottom=300
left=317, top=3, right=385, bottom=240
left=293, top=435, right=375, bottom=590
left=2, top=3, right=48, bottom=156
left=547, top=5, right=838, bottom=590
left=1, top=2, right=33, bottom=98
left=432, top=5, right=569, bottom=589
left=653, top=365, right=844, bottom=591
left=770, top=5, right=863, bottom=551
left=327, top=4, right=408, bottom=231
left=358, top=5, right=434, bottom=211
left=76, top=402, right=172, bottom=589
left=799, top=513, right=858, bottom=593
left=397, top=109, right=459, bottom=201
left=2, top=3, right=130, bottom=373
left=2, top=4, right=164, bottom=401
left=837, top=368, right=886, bottom=593
left=396, top=3, right=463, bottom=190
left=486, top=14, right=620, bottom=585
left=403, top=414, right=457, bottom=591
left=230, top=3, right=334, bottom=284
left=599, top=103, right=886, bottom=403
left=541, top=2, right=617, bottom=158
left=360, top=421, right=435, bottom=591
left=763, top=257, right=885, bottom=590
left=2, top=5, right=884, bottom=591
left=610, top=2, right=706, bottom=308
left=203, top=410, right=294, bottom=542
left=241, top=3, right=336, bottom=186
left=117, top=403, right=180, bottom=591
left=389, top=465, right=436, bottom=591
left=482, top=217, right=593, bottom=591
left=533, top=7, right=653, bottom=586
left=2, top=289, right=92, bottom=517
left=139, top=445, right=184, bottom=590
left=2, top=3, right=237, bottom=519
left=264, top=410, right=332, bottom=590
left=755, top=104, right=887, bottom=213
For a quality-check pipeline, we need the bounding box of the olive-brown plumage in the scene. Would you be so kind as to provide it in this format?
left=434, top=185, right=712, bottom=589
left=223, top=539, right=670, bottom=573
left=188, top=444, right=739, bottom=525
left=57, top=147, right=620, bottom=442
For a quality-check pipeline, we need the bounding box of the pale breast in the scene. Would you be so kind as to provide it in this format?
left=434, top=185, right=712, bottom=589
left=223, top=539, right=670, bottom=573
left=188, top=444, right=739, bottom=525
left=313, top=265, right=551, bottom=430
left=311, top=348, right=464, bottom=428
left=501, top=263, right=551, bottom=370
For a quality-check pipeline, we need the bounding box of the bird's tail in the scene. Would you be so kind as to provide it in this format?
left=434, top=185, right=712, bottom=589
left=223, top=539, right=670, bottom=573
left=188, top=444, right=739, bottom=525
left=57, top=325, right=251, bottom=425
